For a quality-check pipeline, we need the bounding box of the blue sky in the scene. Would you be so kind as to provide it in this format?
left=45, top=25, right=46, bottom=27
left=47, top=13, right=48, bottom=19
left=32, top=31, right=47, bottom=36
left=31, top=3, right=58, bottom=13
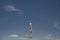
left=0, top=0, right=60, bottom=40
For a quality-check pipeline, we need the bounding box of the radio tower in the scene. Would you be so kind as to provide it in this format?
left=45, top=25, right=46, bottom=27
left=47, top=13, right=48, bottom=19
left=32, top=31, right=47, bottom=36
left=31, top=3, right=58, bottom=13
left=24, top=16, right=32, bottom=40
left=29, top=22, right=32, bottom=40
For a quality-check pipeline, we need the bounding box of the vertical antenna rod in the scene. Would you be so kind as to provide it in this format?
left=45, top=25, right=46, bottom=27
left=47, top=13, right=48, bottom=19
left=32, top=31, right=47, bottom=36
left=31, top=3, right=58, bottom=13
left=29, top=22, right=32, bottom=40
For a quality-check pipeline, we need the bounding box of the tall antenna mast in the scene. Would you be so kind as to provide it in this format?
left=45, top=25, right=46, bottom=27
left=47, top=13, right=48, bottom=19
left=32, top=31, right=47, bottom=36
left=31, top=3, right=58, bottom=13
left=29, top=22, right=32, bottom=40
left=24, top=16, right=32, bottom=40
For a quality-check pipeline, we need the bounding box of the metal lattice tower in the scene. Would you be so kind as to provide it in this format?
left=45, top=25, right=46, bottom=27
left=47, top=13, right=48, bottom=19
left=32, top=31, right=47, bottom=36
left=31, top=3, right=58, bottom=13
left=24, top=16, right=32, bottom=40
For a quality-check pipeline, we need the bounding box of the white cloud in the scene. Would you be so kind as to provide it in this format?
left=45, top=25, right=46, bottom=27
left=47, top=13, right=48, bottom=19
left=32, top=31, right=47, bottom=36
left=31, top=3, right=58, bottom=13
left=8, top=34, right=25, bottom=40
left=4, top=5, right=21, bottom=12
left=44, top=34, right=60, bottom=40
left=54, top=21, right=60, bottom=29
left=44, top=34, right=53, bottom=40
left=3, top=5, right=24, bottom=15
left=8, top=34, right=18, bottom=38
